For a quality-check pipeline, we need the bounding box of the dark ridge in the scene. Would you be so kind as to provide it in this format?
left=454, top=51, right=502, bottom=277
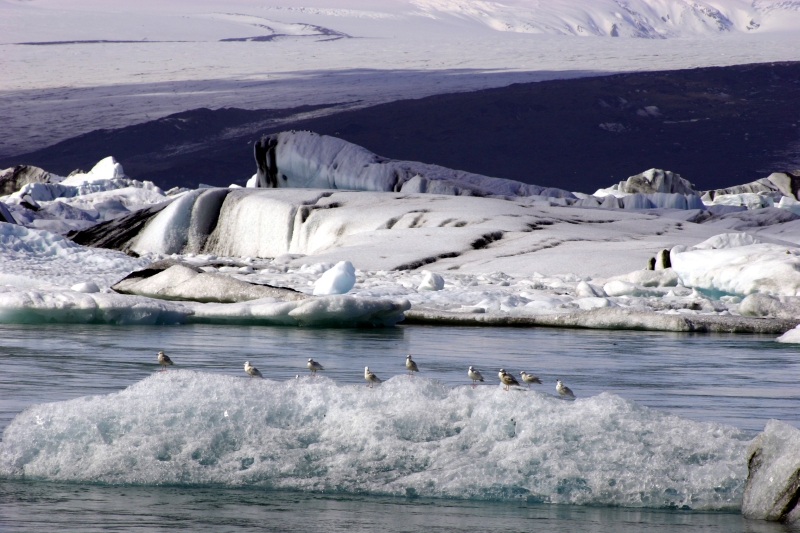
left=3, top=61, right=800, bottom=193
left=68, top=202, right=170, bottom=251
left=396, top=252, right=461, bottom=271
left=471, top=232, right=504, bottom=250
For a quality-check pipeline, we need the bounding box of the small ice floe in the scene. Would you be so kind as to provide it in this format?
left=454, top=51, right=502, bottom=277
left=405, top=354, right=419, bottom=375
left=313, top=261, right=356, bottom=296
left=157, top=350, right=173, bottom=372
left=520, top=371, right=542, bottom=387
left=556, top=379, right=575, bottom=399
left=307, top=358, right=324, bottom=376
left=364, top=366, right=382, bottom=388
left=468, top=366, right=484, bottom=387
left=244, top=361, right=263, bottom=379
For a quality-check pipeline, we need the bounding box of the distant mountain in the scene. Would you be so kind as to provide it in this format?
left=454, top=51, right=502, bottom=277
left=403, top=0, right=800, bottom=37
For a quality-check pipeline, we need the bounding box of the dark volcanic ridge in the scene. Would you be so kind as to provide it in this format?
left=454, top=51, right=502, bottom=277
left=2, top=61, right=799, bottom=193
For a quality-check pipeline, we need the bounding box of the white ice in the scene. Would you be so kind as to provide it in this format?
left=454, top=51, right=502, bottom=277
left=0, top=371, right=751, bottom=509
left=312, top=260, right=356, bottom=296
left=3, top=1, right=800, bottom=158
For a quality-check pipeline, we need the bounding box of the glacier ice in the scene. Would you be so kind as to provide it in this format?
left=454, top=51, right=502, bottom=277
left=313, top=260, right=356, bottom=296
left=742, top=420, right=800, bottom=524
left=254, top=131, right=575, bottom=199
left=0, top=371, right=751, bottom=509
left=671, top=235, right=800, bottom=296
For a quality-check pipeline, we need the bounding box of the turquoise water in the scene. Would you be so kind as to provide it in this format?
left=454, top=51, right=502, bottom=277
left=1, top=324, right=799, bottom=531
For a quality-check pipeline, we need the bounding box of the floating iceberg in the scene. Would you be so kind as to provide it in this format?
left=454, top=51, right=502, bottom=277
left=0, top=372, right=750, bottom=509
left=254, top=131, right=575, bottom=199
left=671, top=234, right=800, bottom=297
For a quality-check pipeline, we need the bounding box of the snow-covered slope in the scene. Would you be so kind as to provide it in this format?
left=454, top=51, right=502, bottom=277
left=3, top=0, right=800, bottom=158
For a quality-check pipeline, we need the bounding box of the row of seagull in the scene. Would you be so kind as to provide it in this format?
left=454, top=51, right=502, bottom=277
left=157, top=351, right=576, bottom=398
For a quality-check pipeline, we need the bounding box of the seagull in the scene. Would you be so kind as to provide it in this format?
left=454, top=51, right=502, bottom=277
left=244, top=361, right=263, bottom=379
left=405, top=354, right=419, bottom=375
left=520, top=371, right=542, bottom=388
left=307, top=358, right=324, bottom=376
left=364, top=366, right=382, bottom=388
left=556, top=380, right=575, bottom=399
left=468, top=366, right=484, bottom=387
left=157, top=351, right=173, bottom=372
left=499, top=369, right=520, bottom=391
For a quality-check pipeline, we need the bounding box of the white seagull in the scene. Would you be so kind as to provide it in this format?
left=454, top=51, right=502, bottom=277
left=364, top=366, right=382, bottom=388
left=405, top=354, right=419, bottom=375
left=556, top=380, right=575, bottom=399
left=499, top=369, right=520, bottom=391
left=307, top=358, right=324, bottom=376
left=520, top=371, right=542, bottom=388
left=468, top=366, right=484, bottom=387
left=244, top=361, right=263, bottom=379
left=157, top=350, right=173, bottom=372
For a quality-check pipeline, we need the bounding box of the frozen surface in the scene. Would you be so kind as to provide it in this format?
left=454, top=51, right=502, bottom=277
left=0, top=222, right=148, bottom=290
left=0, top=371, right=751, bottom=509
left=3, top=1, right=800, bottom=158
left=742, top=420, right=800, bottom=523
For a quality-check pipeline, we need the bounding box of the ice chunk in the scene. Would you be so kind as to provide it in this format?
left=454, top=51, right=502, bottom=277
left=313, top=261, right=356, bottom=296
left=776, top=324, right=800, bottom=344
left=671, top=239, right=800, bottom=296
left=70, top=281, right=99, bottom=293
left=60, top=156, right=125, bottom=185
left=606, top=269, right=678, bottom=288
left=0, top=373, right=749, bottom=509
left=602, top=280, right=659, bottom=297
left=113, top=264, right=307, bottom=304
left=575, top=281, right=606, bottom=298
left=575, top=297, right=614, bottom=310
left=742, top=420, right=800, bottom=524
left=417, top=271, right=445, bottom=291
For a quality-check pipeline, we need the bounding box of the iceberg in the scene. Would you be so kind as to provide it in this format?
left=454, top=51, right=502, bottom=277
left=254, top=131, right=575, bottom=199
left=0, top=372, right=750, bottom=509
left=671, top=234, right=800, bottom=297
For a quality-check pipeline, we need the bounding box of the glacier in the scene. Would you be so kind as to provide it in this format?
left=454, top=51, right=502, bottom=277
left=0, top=371, right=751, bottom=509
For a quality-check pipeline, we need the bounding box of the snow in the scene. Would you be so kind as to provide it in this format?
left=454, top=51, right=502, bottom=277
left=742, top=420, right=800, bottom=523
left=312, top=260, right=356, bottom=296
left=3, top=2, right=800, bottom=158
left=0, top=371, right=750, bottom=509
